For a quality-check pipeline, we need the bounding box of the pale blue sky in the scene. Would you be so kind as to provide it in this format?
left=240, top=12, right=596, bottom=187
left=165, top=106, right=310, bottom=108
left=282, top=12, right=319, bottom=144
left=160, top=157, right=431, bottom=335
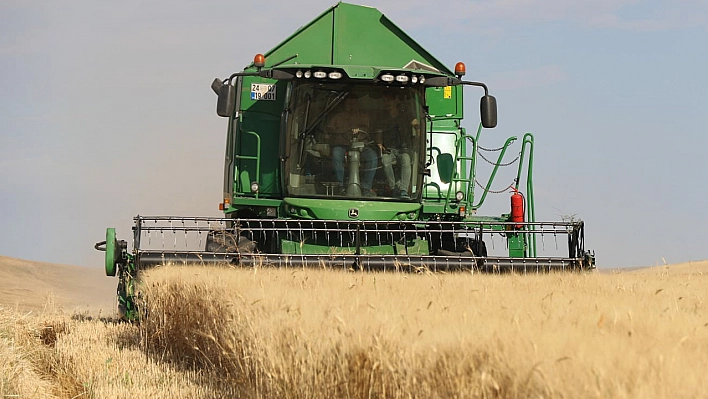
left=1, top=0, right=706, bottom=268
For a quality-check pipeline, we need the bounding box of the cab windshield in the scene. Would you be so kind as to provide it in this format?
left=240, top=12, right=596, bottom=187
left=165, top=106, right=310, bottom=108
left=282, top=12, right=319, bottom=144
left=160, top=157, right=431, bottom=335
left=284, top=82, right=425, bottom=200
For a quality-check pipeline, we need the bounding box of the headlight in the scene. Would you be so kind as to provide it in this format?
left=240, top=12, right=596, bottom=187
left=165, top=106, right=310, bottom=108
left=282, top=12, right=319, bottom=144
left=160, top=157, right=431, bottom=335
left=250, top=181, right=260, bottom=193
left=380, top=74, right=394, bottom=82
left=395, top=75, right=409, bottom=83
left=455, top=191, right=465, bottom=202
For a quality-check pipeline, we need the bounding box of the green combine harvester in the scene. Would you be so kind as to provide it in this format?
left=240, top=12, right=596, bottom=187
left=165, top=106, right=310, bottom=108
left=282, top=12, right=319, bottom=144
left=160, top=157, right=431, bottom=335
left=95, top=2, right=595, bottom=319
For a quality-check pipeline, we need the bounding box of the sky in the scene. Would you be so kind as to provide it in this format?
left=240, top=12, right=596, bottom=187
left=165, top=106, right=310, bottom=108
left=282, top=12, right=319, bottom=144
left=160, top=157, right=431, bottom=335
left=1, top=0, right=707, bottom=269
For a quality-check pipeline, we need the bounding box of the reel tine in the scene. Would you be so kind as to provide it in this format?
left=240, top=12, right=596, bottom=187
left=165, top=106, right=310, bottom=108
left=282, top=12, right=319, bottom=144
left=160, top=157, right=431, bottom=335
left=170, top=219, right=177, bottom=250
left=554, top=228, right=558, bottom=251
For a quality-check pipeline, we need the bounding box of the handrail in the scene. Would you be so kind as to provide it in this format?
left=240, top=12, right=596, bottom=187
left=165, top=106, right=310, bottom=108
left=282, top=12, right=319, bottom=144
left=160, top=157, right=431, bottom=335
left=444, top=133, right=476, bottom=210
left=515, top=133, right=536, bottom=257
left=472, top=135, right=517, bottom=210
left=234, top=129, right=262, bottom=198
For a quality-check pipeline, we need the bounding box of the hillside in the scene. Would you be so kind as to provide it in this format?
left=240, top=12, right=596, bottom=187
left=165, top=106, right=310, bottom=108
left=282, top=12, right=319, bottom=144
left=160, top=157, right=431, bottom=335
left=627, top=259, right=708, bottom=275
left=0, top=255, right=116, bottom=315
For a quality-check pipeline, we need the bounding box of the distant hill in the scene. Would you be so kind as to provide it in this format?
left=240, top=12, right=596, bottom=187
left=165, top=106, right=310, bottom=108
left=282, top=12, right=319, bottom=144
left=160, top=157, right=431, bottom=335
left=0, top=255, right=117, bottom=315
left=623, top=259, right=708, bottom=275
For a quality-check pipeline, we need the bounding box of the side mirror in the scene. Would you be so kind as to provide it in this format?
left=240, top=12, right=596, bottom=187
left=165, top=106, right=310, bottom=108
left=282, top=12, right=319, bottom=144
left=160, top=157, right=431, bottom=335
left=480, top=95, right=497, bottom=128
left=211, top=78, right=223, bottom=95
left=436, top=153, right=454, bottom=184
left=212, top=78, right=236, bottom=118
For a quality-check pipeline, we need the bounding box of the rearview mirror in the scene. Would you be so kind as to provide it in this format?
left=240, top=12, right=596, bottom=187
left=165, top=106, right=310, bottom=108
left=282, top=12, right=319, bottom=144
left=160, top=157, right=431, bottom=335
left=214, top=79, right=236, bottom=118
left=436, top=153, right=454, bottom=184
left=480, top=95, right=497, bottom=128
left=211, top=78, right=223, bottom=95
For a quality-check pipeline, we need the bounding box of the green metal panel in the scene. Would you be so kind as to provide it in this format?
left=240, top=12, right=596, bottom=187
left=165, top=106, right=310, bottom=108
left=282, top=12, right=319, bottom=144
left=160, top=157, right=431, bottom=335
left=427, top=85, right=462, bottom=119
left=280, top=237, right=429, bottom=255
left=283, top=197, right=421, bottom=221
left=331, top=3, right=446, bottom=70
left=257, top=2, right=452, bottom=73
left=281, top=240, right=396, bottom=255
left=251, top=2, right=463, bottom=120
left=507, top=233, right=527, bottom=258
left=235, top=75, right=287, bottom=197
left=260, top=5, right=336, bottom=67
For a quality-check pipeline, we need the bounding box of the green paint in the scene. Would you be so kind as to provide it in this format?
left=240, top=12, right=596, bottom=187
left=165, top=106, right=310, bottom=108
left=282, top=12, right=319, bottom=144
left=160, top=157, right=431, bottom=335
left=117, top=254, right=138, bottom=321
left=507, top=233, right=527, bottom=258
left=228, top=2, right=467, bottom=202
left=104, top=228, right=116, bottom=277
left=283, top=197, right=420, bottom=221
left=281, top=236, right=429, bottom=256
left=516, top=133, right=537, bottom=257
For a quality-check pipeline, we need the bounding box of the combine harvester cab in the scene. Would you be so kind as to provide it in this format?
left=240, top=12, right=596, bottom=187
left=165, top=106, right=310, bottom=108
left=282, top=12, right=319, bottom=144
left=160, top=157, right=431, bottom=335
left=96, top=2, right=594, bottom=319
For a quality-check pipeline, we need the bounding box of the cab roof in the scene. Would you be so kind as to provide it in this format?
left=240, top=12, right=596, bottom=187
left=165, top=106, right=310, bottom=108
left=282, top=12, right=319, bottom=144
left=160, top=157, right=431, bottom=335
left=245, top=2, right=454, bottom=76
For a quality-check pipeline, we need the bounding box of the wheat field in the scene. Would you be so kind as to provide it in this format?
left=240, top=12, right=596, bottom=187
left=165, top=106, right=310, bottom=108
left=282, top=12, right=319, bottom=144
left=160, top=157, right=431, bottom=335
left=2, top=263, right=707, bottom=398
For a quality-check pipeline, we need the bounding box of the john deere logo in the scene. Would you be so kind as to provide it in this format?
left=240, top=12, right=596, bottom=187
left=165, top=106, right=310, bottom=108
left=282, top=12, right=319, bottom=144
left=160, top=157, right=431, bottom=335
left=348, top=208, right=359, bottom=218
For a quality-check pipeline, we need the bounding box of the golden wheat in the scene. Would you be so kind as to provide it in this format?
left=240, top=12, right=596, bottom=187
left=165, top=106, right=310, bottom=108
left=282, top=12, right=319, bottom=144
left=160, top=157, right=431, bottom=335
left=139, top=265, right=708, bottom=398
left=0, top=308, right=55, bottom=398
left=3, top=265, right=707, bottom=398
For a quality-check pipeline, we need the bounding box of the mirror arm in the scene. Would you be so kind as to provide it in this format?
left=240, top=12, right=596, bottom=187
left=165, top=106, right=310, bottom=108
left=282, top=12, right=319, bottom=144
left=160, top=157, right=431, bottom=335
left=459, top=80, right=489, bottom=96
left=226, top=71, right=261, bottom=84
left=225, top=69, right=294, bottom=84
left=426, top=77, right=490, bottom=96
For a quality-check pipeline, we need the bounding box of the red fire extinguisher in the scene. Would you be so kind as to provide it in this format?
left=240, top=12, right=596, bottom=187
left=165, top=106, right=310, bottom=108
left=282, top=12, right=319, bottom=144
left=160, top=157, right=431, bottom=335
left=510, top=188, right=524, bottom=228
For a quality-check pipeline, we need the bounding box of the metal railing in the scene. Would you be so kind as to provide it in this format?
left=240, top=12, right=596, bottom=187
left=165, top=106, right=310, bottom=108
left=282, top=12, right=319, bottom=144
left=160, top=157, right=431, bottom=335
left=131, top=216, right=592, bottom=272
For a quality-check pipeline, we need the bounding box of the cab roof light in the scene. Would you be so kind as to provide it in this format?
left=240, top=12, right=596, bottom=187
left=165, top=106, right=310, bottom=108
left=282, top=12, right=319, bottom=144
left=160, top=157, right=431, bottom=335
left=254, top=54, right=265, bottom=69
left=313, top=71, right=327, bottom=79
left=395, top=74, right=409, bottom=83
left=455, top=62, right=466, bottom=78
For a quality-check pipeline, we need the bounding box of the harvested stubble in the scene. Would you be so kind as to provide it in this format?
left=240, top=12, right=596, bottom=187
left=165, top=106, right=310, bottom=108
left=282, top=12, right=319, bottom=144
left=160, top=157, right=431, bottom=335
left=0, top=306, right=232, bottom=399
left=0, top=309, right=56, bottom=398
left=140, top=265, right=708, bottom=398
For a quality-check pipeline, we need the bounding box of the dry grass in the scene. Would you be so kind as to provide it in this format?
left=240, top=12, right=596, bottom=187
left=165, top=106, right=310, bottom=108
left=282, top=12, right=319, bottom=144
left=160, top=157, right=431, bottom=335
left=140, top=265, right=708, bottom=398
left=0, top=307, right=84, bottom=399
left=2, top=263, right=707, bottom=398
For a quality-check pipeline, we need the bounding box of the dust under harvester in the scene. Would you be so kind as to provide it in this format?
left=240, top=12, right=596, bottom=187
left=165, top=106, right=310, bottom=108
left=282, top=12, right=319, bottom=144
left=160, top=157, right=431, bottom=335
left=95, top=2, right=595, bottom=320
